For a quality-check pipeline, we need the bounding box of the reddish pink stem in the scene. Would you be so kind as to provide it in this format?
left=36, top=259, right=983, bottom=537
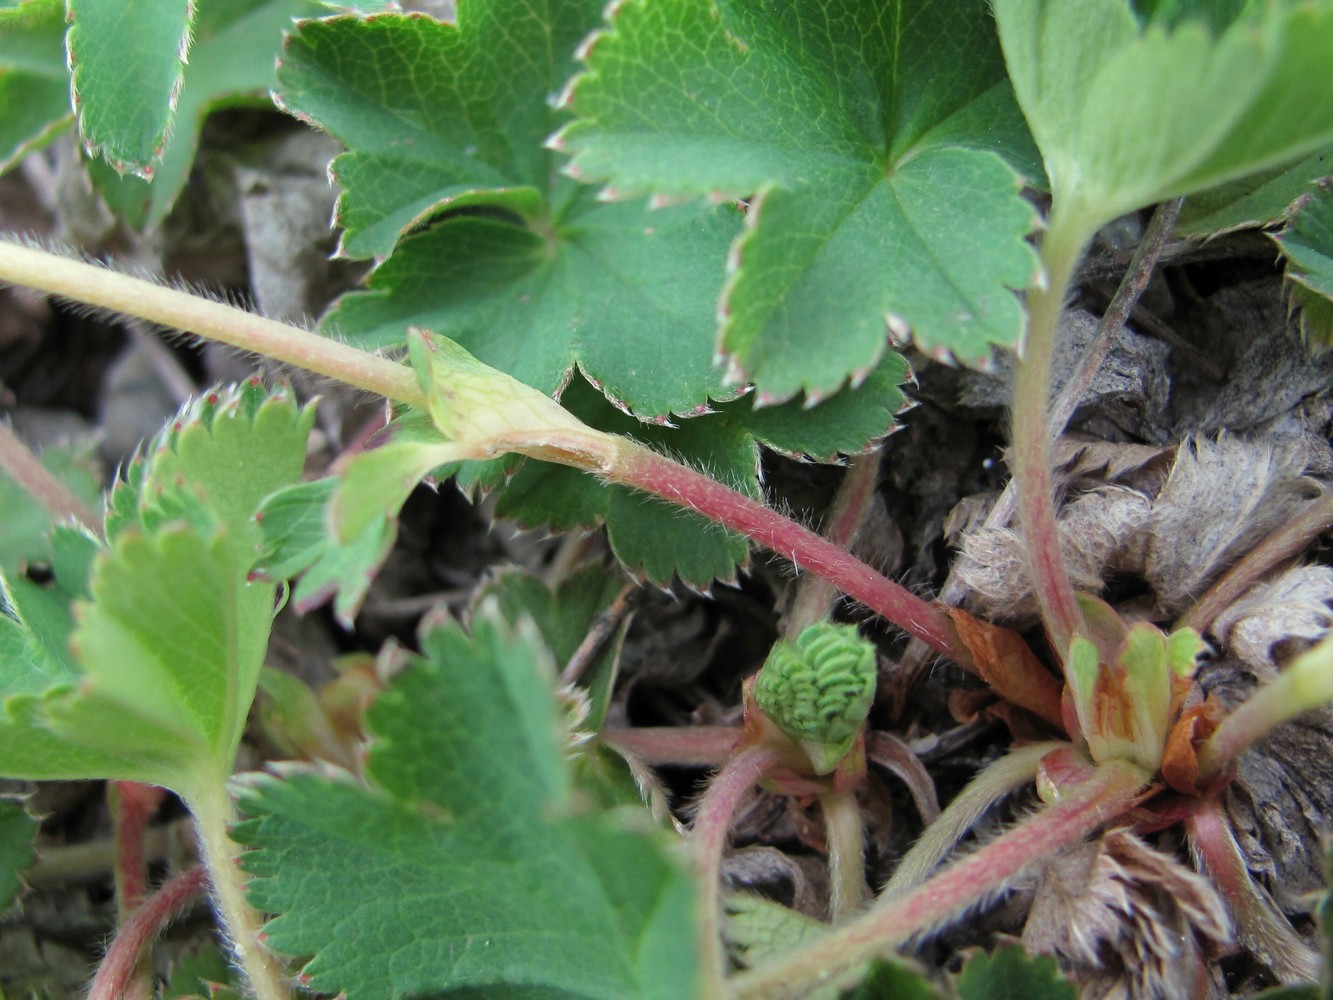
left=88, top=866, right=208, bottom=1000
left=111, top=781, right=166, bottom=917
left=729, top=759, right=1148, bottom=1000
left=691, top=743, right=784, bottom=1000
left=618, top=445, right=967, bottom=664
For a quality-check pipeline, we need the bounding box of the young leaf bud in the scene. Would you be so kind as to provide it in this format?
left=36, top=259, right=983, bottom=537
left=752, top=623, right=877, bottom=775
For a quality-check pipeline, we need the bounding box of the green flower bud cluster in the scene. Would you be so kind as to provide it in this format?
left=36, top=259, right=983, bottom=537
left=753, top=622, right=877, bottom=775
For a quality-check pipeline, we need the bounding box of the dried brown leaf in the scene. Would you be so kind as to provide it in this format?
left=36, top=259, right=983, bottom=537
left=1023, top=830, right=1232, bottom=1000
left=1211, top=564, right=1333, bottom=673
left=952, top=487, right=1151, bottom=624
left=946, top=608, right=1065, bottom=730
left=1133, top=435, right=1313, bottom=613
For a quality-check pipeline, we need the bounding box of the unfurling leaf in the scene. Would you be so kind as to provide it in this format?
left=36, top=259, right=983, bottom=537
left=752, top=623, right=877, bottom=775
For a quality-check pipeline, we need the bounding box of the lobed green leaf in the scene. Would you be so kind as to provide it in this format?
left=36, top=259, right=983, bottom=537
left=558, top=0, right=1040, bottom=393
left=86, top=0, right=325, bottom=228
left=235, top=608, right=696, bottom=999
left=995, top=0, right=1333, bottom=234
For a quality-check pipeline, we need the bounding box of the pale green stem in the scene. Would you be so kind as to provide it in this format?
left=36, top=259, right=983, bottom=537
left=0, top=239, right=422, bottom=408
left=819, top=786, right=866, bottom=923
left=1196, top=631, right=1333, bottom=783
left=1010, top=210, right=1096, bottom=657
left=186, top=780, right=291, bottom=1000
left=727, top=760, right=1149, bottom=1000
left=692, top=743, right=783, bottom=1000
left=0, top=237, right=972, bottom=666
left=879, top=741, right=1063, bottom=899
left=0, top=419, right=101, bottom=531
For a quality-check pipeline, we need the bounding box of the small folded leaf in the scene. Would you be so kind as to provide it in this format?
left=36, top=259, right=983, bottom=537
left=752, top=622, right=877, bottom=775
left=235, top=609, right=696, bottom=999
left=1274, top=178, right=1333, bottom=346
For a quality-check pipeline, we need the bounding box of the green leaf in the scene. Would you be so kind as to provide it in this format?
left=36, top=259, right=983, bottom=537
left=845, top=961, right=939, bottom=1000
left=494, top=365, right=906, bottom=586
left=995, top=0, right=1333, bottom=233
left=557, top=0, right=1040, bottom=394
left=0, top=526, right=95, bottom=698
left=0, top=2, right=70, bottom=172
left=235, top=609, right=696, bottom=999
left=1274, top=178, right=1333, bottom=347
left=280, top=10, right=745, bottom=419
left=1176, top=144, right=1333, bottom=236
left=474, top=563, right=631, bottom=730
left=67, top=0, right=195, bottom=174
left=323, top=198, right=744, bottom=417
left=0, top=796, right=38, bottom=909
left=0, top=436, right=101, bottom=573
left=0, top=382, right=312, bottom=792
left=86, top=0, right=325, bottom=228
left=955, top=945, right=1075, bottom=1000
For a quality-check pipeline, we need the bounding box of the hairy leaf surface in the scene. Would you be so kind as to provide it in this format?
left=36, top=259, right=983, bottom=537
left=236, top=610, right=696, bottom=999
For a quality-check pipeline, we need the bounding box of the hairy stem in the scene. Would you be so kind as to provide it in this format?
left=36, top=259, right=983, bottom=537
left=87, top=865, right=207, bottom=1000
left=0, top=419, right=101, bottom=530
left=109, top=781, right=167, bottom=999
left=692, top=743, right=783, bottom=1000
left=1009, top=211, right=1094, bottom=657
left=1187, top=799, right=1317, bottom=982
left=727, top=759, right=1148, bottom=1000
left=820, top=786, right=866, bottom=923
left=0, top=239, right=422, bottom=408
left=187, top=780, right=291, bottom=1000
left=1179, top=491, right=1333, bottom=635
left=617, top=442, right=969, bottom=664
left=785, top=451, right=884, bottom=635
left=879, top=741, right=1062, bottom=899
